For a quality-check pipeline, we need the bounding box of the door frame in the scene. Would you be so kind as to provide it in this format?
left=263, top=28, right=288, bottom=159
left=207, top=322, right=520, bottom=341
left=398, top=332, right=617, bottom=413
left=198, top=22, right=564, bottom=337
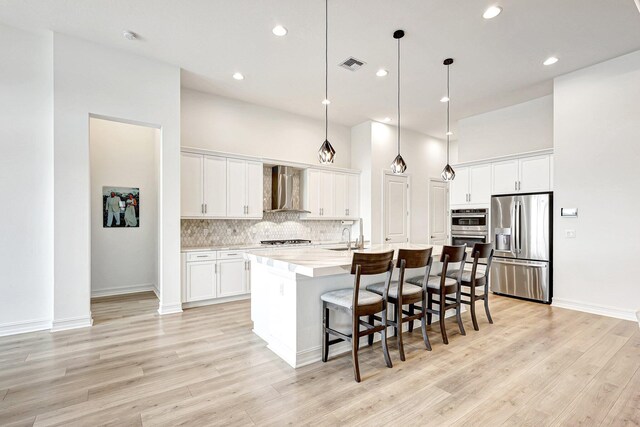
left=381, top=170, right=411, bottom=243
left=428, top=178, right=450, bottom=245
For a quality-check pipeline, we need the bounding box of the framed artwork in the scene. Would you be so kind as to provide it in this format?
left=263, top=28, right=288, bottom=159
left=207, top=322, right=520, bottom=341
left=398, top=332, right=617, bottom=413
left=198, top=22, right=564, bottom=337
left=103, top=186, right=139, bottom=228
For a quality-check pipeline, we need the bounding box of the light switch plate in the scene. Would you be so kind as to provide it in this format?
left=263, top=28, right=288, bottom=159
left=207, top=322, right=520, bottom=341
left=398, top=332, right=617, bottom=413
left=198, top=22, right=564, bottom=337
left=565, top=229, right=576, bottom=238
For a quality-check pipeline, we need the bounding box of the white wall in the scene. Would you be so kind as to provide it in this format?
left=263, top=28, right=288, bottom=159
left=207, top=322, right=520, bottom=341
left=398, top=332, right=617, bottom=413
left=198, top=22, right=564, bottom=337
left=53, top=33, right=182, bottom=330
left=90, top=118, right=159, bottom=297
left=553, top=50, right=640, bottom=320
left=0, top=24, right=53, bottom=335
left=352, top=121, right=447, bottom=244
left=181, top=89, right=352, bottom=169
left=457, top=95, right=553, bottom=162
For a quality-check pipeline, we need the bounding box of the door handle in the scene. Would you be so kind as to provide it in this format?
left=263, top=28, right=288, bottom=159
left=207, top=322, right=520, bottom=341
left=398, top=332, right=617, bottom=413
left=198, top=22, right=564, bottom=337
left=515, top=181, right=518, bottom=191
left=385, top=237, right=391, bottom=241
left=205, top=204, right=207, bottom=214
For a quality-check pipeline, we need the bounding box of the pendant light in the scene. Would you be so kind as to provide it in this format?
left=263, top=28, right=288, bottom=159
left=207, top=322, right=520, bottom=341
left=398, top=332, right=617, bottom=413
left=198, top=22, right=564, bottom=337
left=390, top=30, right=407, bottom=174
left=441, top=58, right=455, bottom=181
left=318, top=0, right=336, bottom=164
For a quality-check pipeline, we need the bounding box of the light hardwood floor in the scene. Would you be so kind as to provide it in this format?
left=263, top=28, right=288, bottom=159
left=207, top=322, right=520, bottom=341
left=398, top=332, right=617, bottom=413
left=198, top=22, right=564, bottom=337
left=0, top=292, right=638, bottom=426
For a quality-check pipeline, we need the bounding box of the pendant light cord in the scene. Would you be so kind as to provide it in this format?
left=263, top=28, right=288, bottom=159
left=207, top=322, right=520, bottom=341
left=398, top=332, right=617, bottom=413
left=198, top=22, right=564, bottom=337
left=397, top=36, right=401, bottom=155
left=325, top=0, right=328, bottom=141
left=446, top=62, right=450, bottom=164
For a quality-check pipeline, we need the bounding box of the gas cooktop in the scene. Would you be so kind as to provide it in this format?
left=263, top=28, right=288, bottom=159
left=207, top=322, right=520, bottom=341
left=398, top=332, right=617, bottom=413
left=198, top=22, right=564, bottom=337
left=260, top=239, right=311, bottom=246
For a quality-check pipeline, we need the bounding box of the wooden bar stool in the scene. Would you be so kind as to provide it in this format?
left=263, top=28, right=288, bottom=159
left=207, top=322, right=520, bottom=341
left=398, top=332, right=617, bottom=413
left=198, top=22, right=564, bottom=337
left=366, top=248, right=433, bottom=361
left=320, top=250, right=395, bottom=382
left=445, top=243, right=494, bottom=331
left=406, top=245, right=467, bottom=345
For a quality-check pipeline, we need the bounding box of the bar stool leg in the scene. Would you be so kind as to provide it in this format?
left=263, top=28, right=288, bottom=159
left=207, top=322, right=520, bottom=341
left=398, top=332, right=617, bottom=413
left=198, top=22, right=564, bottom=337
left=407, top=305, right=414, bottom=332
left=352, top=314, right=361, bottom=382
left=380, top=307, right=393, bottom=368
left=420, top=298, right=432, bottom=351
left=322, top=302, right=329, bottom=362
left=396, top=303, right=405, bottom=362
left=368, top=315, right=374, bottom=346
left=439, top=296, right=448, bottom=345
left=456, top=289, right=466, bottom=336
left=470, top=287, right=479, bottom=331
left=427, top=292, right=433, bottom=325
left=484, top=285, right=493, bottom=324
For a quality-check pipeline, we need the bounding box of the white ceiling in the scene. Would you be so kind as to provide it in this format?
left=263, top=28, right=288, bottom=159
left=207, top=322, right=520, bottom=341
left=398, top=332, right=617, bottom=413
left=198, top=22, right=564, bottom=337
left=1, top=0, right=639, bottom=138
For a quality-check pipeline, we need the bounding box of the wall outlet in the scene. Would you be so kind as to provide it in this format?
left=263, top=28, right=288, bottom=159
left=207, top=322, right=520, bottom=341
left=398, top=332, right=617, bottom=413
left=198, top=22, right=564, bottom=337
left=564, top=229, right=576, bottom=238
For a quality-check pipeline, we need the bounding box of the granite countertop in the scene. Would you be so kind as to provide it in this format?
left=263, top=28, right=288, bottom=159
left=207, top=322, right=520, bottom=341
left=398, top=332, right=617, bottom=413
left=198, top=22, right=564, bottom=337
left=181, top=240, right=365, bottom=253
left=244, top=243, right=446, bottom=278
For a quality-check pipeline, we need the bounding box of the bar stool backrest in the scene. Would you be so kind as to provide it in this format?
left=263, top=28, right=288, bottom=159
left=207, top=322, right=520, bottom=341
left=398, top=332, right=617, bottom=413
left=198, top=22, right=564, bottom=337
left=471, top=243, right=494, bottom=282
left=350, top=250, right=395, bottom=306
left=439, top=244, right=467, bottom=286
left=397, top=248, right=433, bottom=290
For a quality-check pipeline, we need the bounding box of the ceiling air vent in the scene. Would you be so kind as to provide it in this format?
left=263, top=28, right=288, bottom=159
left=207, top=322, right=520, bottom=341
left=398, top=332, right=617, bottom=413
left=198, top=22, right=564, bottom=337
left=339, top=57, right=366, bottom=71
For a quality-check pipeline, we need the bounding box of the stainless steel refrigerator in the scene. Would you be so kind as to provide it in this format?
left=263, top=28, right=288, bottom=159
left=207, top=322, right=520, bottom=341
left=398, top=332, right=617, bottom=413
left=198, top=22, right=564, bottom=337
left=490, top=192, right=552, bottom=303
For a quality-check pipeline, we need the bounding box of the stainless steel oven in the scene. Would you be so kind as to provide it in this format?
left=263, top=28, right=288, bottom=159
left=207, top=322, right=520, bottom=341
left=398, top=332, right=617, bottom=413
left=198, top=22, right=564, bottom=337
left=451, top=208, right=489, bottom=246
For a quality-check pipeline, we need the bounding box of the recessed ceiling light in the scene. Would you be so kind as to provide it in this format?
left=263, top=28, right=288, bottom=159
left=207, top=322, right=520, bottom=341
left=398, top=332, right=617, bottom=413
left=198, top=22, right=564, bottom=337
left=440, top=96, right=450, bottom=103
left=232, top=72, right=244, bottom=80
left=376, top=69, right=388, bottom=77
left=446, top=131, right=454, bottom=136
left=272, top=25, right=288, bottom=36
left=543, top=56, right=559, bottom=66
left=122, top=30, right=137, bottom=40
left=483, top=5, right=502, bottom=19
left=382, top=117, right=391, bottom=123
left=322, top=99, right=330, bottom=105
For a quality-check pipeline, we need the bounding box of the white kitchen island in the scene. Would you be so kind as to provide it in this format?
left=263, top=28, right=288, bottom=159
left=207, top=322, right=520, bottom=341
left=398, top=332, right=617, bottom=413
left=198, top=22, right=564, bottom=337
left=245, top=243, right=447, bottom=368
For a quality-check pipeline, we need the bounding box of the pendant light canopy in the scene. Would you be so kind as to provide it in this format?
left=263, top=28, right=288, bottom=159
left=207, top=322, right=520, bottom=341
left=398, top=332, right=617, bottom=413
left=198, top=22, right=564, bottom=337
left=441, top=58, right=455, bottom=181
left=390, top=29, right=407, bottom=174
left=318, top=0, right=336, bottom=164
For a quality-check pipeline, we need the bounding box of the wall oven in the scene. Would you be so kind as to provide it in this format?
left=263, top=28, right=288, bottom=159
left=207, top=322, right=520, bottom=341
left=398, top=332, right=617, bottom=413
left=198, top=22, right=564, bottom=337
left=451, top=208, right=489, bottom=246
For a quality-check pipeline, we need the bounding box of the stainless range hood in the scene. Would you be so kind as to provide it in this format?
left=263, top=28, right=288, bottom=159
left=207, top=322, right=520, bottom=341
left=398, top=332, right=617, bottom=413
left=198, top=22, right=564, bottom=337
left=265, top=166, right=310, bottom=213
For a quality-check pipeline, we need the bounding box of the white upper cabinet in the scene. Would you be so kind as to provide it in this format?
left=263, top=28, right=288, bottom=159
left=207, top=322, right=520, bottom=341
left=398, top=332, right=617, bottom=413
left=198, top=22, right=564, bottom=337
left=450, top=167, right=470, bottom=206
left=227, top=159, right=264, bottom=219
left=450, top=165, right=490, bottom=207
left=492, top=154, right=551, bottom=195
left=181, top=152, right=204, bottom=217
left=492, top=159, right=520, bottom=195
left=203, top=155, right=227, bottom=217
left=181, top=151, right=263, bottom=219
left=303, top=169, right=360, bottom=219
left=518, top=155, right=551, bottom=193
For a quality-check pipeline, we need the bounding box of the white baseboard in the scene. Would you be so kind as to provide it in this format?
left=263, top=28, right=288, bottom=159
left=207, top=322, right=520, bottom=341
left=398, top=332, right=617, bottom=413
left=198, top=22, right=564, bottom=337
left=158, top=303, right=183, bottom=315
left=91, top=283, right=157, bottom=298
left=152, top=285, right=160, bottom=299
left=51, top=314, right=93, bottom=332
left=553, top=298, right=637, bottom=321
left=0, top=318, right=52, bottom=337
left=181, top=294, right=250, bottom=309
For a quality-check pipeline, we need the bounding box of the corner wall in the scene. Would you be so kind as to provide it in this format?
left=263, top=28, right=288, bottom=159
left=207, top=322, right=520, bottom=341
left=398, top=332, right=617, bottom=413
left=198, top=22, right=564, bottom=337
left=553, top=50, right=640, bottom=320
left=53, top=33, right=182, bottom=330
left=0, top=24, right=53, bottom=336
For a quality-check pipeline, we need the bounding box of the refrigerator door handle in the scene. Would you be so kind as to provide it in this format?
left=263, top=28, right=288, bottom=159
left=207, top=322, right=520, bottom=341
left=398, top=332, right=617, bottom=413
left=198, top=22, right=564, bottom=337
left=493, top=257, right=548, bottom=268
left=515, top=202, right=522, bottom=254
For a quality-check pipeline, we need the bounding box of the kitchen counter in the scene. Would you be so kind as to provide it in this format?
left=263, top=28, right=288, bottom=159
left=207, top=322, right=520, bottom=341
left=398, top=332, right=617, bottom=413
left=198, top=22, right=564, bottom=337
left=248, top=242, right=453, bottom=368
left=181, top=240, right=364, bottom=253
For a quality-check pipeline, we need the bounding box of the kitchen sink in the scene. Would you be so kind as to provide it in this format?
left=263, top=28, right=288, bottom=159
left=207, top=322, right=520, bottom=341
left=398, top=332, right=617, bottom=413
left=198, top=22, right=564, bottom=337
left=328, top=247, right=352, bottom=251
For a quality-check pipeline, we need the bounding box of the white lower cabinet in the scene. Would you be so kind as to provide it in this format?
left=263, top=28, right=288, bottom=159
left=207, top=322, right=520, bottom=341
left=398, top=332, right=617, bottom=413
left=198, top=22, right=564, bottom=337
left=183, top=251, right=250, bottom=304
left=185, top=261, right=217, bottom=302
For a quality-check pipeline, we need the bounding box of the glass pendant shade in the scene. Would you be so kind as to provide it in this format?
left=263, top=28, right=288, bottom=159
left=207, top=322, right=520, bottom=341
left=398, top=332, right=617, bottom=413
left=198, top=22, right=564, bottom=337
left=318, top=139, right=336, bottom=164
left=391, top=154, right=407, bottom=174
left=441, top=163, right=456, bottom=181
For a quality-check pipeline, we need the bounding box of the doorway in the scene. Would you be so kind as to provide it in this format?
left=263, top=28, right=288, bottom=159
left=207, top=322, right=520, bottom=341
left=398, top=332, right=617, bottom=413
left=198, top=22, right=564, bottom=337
left=382, top=172, right=409, bottom=243
left=89, top=117, right=161, bottom=323
left=429, top=179, right=449, bottom=245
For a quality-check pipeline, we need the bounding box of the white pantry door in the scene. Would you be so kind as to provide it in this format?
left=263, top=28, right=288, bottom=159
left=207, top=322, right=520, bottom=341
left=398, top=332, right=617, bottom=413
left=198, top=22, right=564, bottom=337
left=429, top=179, right=449, bottom=245
left=383, top=173, right=409, bottom=243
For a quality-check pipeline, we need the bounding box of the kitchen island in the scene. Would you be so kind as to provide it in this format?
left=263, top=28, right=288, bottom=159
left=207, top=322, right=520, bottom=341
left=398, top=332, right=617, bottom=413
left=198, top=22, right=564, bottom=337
left=245, top=243, right=449, bottom=368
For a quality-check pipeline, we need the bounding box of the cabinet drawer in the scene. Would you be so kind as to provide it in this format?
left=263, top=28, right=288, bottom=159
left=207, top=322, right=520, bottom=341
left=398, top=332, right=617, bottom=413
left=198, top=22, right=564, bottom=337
left=186, top=252, right=217, bottom=262
left=218, top=250, right=245, bottom=260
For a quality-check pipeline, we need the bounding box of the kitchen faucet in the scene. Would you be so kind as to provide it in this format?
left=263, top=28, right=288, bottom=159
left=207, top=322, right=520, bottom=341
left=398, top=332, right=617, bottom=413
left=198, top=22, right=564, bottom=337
left=342, top=227, right=352, bottom=251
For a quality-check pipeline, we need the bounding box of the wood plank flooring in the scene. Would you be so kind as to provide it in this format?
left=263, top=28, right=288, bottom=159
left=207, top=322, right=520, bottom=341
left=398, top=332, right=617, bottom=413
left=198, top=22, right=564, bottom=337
left=0, top=291, right=638, bottom=426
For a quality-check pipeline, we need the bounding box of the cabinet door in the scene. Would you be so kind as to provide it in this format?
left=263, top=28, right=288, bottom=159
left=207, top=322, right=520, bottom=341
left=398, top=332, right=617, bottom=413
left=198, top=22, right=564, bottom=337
left=217, top=259, right=247, bottom=297
left=246, top=161, right=264, bottom=219
left=469, top=164, right=491, bottom=205
left=450, top=166, right=470, bottom=205
left=181, top=153, right=204, bottom=217
left=320, top=171, right=335, bottom=218
left=492, top=160, right=519, bottom=195
left=186, top=261, right=216, bottom=301
left=346, top=174, right=360, bottom=218
left=203, top=155, right=227, bottom=217
left=304, top=169, right=322, bottom=218
left=227, top=158, right=247, bottom=217
left=519, top=155, right=550, bottom=193
left=333, top=173, right=348, bottom=218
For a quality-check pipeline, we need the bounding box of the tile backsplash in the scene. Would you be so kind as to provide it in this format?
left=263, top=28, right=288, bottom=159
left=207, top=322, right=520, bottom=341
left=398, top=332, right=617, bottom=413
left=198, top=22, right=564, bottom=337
left=181, top=166, right=348, bottom=248
left=181, top=213, right=345, bottom=247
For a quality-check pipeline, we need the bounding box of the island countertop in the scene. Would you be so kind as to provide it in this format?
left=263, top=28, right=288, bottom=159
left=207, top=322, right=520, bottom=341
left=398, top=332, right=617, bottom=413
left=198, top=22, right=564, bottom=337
left=245, top=243, right=445, bottom=278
